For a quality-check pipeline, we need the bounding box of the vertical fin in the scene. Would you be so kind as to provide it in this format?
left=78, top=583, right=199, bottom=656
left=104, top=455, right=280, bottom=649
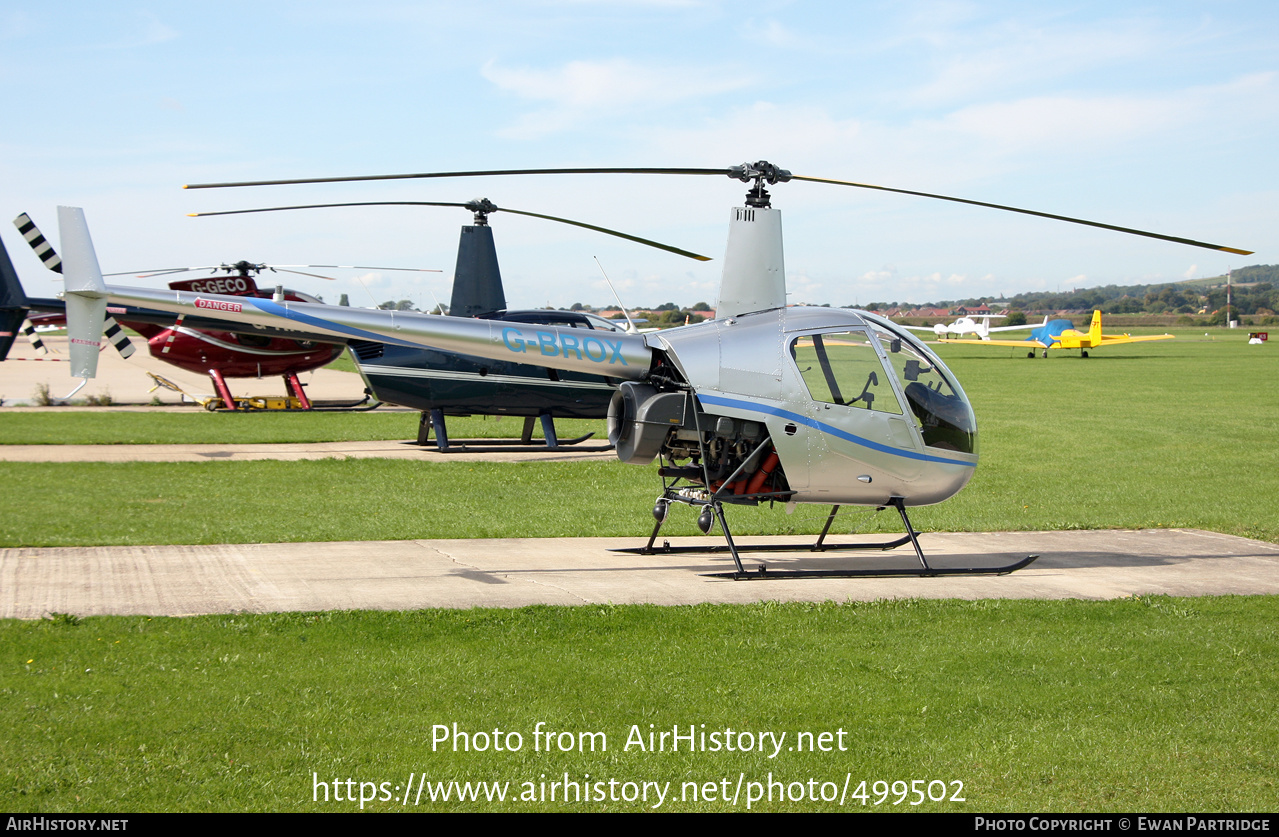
left=58, top=206, right=109, bottom=379
left=0, top=230, right=31, bottom=360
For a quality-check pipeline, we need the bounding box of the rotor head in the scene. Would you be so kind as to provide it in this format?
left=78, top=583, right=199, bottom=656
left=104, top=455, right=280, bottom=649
left=221, top=260, right=267, bottom=276
left=464, top=198, right=500, bottom=225
left=727, top=161, right=793, bottom=208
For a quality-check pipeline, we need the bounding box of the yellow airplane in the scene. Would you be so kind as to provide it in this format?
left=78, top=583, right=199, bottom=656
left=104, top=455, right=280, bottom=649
left=956, top=310, right=1174, bottom=358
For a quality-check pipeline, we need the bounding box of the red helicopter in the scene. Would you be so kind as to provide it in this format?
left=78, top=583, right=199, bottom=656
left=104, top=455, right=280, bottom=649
left=13, top=213, right=369, bottom=410
left=115, top=264, right=343, bottom=410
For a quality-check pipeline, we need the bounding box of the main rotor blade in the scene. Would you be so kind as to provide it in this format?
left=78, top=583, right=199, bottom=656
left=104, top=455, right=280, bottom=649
left=790, top=174, right=1254, bottom=256
left=272, top=267, right=339, bottom=281
left=185, top=167, right=729, bottom=189
left=185, top=163, right=1251, bottom=256
left=190, top=201, right=713, bottom=261
left=303, top=265, right=443, bottom=272
left=117, top=267, right=219, bottom=278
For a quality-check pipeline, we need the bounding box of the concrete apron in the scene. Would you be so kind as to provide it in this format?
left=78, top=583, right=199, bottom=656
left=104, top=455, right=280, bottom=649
left=4, top=529, right=1278, bottom=618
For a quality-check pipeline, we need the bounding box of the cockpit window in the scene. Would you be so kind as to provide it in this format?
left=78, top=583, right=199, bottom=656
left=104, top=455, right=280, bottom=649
left=790, top=331, right=902, bottom=415
left=584, top=314, right=626, bottom=332
left=867, top=321, right=977, bottom=454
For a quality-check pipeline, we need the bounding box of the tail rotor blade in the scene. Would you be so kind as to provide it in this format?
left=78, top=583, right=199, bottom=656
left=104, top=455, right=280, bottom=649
left=102, top=316, right=136, bottom=359
left=20, top=320, right=48, bottom=355
left=14, top=213, right=63, bottom=274
left=16, top=212, right=136, bottom=360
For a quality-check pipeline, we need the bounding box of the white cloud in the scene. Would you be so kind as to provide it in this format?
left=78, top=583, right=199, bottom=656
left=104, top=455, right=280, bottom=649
left=928, top=72, right=1279, bottom=156
left=481, top=58, right=752, bottom=138
left=902, top=17, right=1169, bottom=108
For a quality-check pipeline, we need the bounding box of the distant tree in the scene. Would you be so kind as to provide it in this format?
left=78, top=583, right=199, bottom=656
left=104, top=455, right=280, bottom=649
left=338, top=294, right=350, bottom=307
left=691, top=301, right=711, bottom=311
left=1004, top=310, right=1027, bottom=326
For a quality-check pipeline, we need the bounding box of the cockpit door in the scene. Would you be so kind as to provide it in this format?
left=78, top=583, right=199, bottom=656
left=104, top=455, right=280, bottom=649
left=788, top=329, right=924, bottom=499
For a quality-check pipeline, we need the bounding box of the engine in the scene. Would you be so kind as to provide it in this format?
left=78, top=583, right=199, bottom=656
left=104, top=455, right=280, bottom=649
left=608, top=380, right=788, bottom=501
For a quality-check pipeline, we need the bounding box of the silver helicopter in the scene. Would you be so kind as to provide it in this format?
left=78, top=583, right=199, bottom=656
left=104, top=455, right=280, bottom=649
left=51, top=163, right=1250, bottom=578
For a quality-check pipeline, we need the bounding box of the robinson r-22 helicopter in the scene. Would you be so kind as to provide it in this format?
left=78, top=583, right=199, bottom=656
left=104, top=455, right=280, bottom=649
left=53, top=163, right=1250, bottom=578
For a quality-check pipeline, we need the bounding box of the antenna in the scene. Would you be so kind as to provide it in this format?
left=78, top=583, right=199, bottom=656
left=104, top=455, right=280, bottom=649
left=594, top=257, right=639, bottom=334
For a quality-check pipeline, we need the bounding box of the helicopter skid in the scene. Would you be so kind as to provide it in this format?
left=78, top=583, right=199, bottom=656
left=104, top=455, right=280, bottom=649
left=624, top=494, right=1038, bottom=579
left=423, top=432, right=612, bottom=453
left=701, top=554, right=1039, bottom=581
left=308, top=397, right=383, bottom=412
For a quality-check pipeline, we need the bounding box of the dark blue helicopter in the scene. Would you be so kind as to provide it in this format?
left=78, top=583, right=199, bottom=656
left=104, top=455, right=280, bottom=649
left=191, top=197, right=710, bottom=450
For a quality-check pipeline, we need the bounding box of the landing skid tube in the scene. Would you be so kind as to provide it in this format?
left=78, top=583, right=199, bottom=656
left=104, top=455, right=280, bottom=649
left=416, top=410, right=613, bottom=452
left=428, top=434, right=612, bottom=453
left=621, top=496, right=1037, bottom=580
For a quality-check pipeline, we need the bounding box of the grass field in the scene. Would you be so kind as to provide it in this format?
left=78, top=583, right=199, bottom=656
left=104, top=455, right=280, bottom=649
left=4, top=597, right=1276, bottom=812
left=2, top=329, right=1277, bottom=813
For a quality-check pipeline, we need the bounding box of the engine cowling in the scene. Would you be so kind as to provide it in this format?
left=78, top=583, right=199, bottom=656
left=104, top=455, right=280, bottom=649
left=608, top=381, right=688, bottom=464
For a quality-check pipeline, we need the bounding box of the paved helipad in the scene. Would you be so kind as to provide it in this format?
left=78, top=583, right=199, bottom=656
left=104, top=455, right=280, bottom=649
left=4, top=528, right=1277, bottom=619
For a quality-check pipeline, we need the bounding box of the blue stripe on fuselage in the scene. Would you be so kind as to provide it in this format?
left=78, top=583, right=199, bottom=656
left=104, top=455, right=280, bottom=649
left=245, top=298, right=424, bottom=348
left=697, top=393, right=975, bottom=467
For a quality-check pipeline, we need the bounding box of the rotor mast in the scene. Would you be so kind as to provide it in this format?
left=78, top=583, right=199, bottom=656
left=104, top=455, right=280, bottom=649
left=450, top=199, right=505, bottom=317
left=716, top=161, right=791, bottom=318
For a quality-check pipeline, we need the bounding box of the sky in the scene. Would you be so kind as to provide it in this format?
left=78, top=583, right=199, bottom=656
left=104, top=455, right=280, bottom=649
left=2, top=0, right=1276, bottom=310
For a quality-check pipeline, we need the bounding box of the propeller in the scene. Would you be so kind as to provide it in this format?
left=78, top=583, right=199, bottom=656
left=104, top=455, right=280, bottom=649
left=185, top=161, right=1253, bottom=256
left=189, top=199, right=714, bottom=262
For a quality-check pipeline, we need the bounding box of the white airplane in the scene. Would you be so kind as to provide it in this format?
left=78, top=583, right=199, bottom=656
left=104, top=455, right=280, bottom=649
left=904, top=314, right=1047, bottom=341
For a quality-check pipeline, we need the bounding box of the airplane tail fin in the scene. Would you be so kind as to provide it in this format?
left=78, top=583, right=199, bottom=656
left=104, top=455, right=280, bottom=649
left=58, top=206, right=109, bottom=380
left=1088, top=310, right=1103, bottom=344
left=0, top=229, right=31, bottom=361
